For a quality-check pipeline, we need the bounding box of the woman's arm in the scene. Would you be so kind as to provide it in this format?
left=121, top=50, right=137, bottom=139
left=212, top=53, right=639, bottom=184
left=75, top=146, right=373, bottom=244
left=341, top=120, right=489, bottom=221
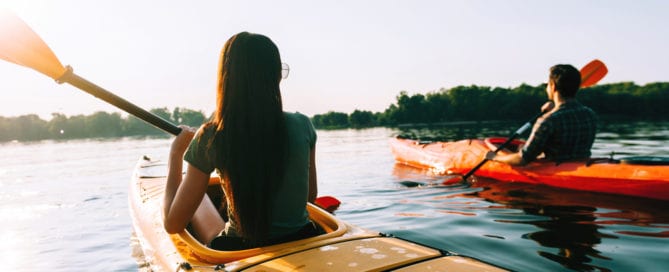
left=307, top=147, right=318, bottom=203
left=163, top=126, right=211, bottom=234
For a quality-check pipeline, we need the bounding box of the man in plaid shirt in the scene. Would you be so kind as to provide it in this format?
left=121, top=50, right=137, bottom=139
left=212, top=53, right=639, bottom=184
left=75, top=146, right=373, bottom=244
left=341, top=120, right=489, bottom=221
left=487, top=64, right=597, bottom=165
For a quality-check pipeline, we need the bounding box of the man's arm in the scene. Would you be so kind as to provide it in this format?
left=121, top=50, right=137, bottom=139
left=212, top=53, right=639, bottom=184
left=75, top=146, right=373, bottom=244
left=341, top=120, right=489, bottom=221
left=486, top=151, right=526, bottom=166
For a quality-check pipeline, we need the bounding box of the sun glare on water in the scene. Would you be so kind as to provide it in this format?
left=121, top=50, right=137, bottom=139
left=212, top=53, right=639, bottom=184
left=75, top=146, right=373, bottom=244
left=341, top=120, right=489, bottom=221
left=0, top=231, right=26, bottom=270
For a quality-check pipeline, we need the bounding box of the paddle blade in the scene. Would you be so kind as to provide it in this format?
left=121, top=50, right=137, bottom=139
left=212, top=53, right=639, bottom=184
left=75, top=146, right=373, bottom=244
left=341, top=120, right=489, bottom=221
left=314, top=196, right=341, bottom=213
left=0, top=11, right=67, bottom=80
left=442, top=176, right=466, bottom=185
left=398, top=180, right=427, bottom=187
left=580, top=59, right=608, bottom=88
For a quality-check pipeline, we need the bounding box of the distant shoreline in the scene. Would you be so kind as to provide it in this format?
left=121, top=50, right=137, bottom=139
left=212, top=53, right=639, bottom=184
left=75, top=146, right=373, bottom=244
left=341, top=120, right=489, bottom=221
left=2, top=81, right=667, bottom=142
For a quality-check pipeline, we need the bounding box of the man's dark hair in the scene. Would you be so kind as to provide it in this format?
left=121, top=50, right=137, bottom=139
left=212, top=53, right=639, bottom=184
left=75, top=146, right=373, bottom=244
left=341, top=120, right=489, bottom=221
left=549, top=64, right=581, bottom=97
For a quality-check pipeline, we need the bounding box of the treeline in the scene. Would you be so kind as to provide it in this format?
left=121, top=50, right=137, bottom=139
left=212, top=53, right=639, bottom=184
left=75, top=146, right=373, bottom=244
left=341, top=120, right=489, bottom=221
left=2, top=82, right=667, bottom=141
left=311, top=82, right=669, bottom=129
left=0, top=107, right=206, bottom=142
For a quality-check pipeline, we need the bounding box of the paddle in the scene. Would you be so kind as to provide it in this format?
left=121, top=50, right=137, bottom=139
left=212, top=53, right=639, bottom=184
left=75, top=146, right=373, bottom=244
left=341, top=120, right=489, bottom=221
left=452, top=59, right=608, bottom=183
left=580, top=59, right=608, bottom=88
left=314, top=196, right=341, bottom=213
left=0, top=12, right=341, bottom=212
left=0, top=11, right=181, bottom=135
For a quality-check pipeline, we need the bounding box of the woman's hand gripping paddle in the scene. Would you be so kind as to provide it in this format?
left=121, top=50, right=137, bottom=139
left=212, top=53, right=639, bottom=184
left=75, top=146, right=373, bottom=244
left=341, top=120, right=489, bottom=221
left=443, top=59, right=608, bottom=185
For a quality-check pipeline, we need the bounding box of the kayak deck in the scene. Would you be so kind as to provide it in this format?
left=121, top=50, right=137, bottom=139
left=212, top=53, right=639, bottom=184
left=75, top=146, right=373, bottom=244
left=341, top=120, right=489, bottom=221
left=389, top=137, right=669, bottom=201
left=129, top=157, right=507, bottom=271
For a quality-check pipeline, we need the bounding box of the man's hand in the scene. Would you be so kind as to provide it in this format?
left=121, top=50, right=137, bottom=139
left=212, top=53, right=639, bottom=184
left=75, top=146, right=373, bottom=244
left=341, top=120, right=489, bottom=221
left=541, top=101, right=555, bottom=113
left=485, top=151, right=497, bottom=161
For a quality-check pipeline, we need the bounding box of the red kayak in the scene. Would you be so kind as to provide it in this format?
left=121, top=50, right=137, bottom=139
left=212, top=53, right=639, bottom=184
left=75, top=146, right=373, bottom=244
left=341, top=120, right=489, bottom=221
left=390, top=137, right=669, bottom=201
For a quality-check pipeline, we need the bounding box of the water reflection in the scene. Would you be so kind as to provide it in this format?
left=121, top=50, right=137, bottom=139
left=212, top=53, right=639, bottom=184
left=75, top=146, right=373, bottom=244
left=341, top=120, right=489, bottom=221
left=521, top=205, right=613, bottom=272
left=392, top=163, right=669, bottom=271
left=470, top=177, right=669, bottom=271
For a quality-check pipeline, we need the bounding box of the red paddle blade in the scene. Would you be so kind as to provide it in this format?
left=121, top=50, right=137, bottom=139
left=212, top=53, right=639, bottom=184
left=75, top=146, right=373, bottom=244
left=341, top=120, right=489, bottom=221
left=442, top=176, right=466, bottom=185
left=580, top=59, right=608, bottom=88
left=0, top=11, right=67, bottom=80
left=315, top=196, right=341, bottom=213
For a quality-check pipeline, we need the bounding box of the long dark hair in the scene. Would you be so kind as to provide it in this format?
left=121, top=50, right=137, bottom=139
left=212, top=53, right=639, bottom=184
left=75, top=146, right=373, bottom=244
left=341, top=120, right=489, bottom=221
left=207, top=32, right=285, bottom=244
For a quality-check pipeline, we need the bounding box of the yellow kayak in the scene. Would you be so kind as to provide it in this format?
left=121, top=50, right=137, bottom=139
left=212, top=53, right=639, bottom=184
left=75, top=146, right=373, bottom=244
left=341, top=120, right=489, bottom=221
left=129, top=156, right=507, bottom=271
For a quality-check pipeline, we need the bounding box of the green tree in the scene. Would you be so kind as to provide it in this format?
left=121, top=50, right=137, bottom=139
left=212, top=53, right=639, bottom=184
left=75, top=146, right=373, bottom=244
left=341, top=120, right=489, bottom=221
left=0, top=116, right=11, bottom=141
left=65, top=114, right=87, bottom=138
left=2, top=81, right=668, bottom=142
left=14, top=114, right=48, bottom=141
left=47, top=113, right=69, bottom=139
left=639, top=82, right=669, bottom=119
left=172, top=107, right=206, bottom=127
left=349, top=110, right=375, bottom=128
left=84, top=111, right=123, bottom=137
left=151, top=107, right=173, bottom=122
left=140, top=107, right=175, bottom=135
left=390, top=91, right=428, bottom=124
left=312, top=111, right=349, bottom=129
left=424, top=89, right=452, bottom=122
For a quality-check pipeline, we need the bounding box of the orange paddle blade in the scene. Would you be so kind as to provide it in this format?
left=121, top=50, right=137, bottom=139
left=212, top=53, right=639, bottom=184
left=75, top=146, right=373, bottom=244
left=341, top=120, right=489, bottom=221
left=442, top=175, right=466, bottom=185
left=580, top=59, right=608, bottom=88
left=0, top=11, right=67, bottom=80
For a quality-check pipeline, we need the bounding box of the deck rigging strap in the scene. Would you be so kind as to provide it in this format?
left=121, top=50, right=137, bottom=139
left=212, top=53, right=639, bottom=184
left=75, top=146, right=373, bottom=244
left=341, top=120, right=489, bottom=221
left=620, top=156, right=669, bottom=165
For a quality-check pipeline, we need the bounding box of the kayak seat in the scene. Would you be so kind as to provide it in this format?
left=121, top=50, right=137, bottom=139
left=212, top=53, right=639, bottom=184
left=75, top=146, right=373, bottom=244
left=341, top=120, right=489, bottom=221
left=209, top=221, right=325, bottom=251
left=196, top=176, right=326, bottom=250
left=172, top=178, right=356, bottom=264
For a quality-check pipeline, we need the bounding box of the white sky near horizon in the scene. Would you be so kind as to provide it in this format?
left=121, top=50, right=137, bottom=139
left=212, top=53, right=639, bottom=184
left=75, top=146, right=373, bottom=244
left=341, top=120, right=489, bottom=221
left=0, top=0, right=667, bottom=120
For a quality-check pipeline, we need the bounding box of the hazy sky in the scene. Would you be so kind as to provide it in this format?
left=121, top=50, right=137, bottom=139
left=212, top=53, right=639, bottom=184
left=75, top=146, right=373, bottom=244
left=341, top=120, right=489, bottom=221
left=1, top=0, right=667, bottom=119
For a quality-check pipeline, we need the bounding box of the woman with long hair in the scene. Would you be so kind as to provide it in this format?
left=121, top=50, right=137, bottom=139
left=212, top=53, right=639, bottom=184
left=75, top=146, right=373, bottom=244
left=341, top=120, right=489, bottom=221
left=162, top=32, right=319, bottom=249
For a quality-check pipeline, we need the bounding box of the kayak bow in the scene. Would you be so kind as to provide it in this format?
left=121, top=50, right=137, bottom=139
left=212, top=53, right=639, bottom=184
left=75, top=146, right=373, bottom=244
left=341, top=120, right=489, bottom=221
left=129, top=157, right=507, bottom=271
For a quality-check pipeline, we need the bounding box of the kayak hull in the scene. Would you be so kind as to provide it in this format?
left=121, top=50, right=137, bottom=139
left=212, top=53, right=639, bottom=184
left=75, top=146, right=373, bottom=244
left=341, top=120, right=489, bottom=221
left=389, top=137, right=669, bottom=201
left=129, top=157, right=507, bottom=271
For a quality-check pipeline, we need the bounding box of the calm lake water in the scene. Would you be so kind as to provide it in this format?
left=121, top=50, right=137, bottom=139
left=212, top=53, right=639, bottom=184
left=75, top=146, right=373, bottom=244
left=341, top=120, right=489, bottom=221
left=0, top=121, right=667, bottom=271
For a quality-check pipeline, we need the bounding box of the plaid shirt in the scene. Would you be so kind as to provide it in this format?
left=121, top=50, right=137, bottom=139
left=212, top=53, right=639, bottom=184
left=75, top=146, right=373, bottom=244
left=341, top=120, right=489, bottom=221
left=521, top=100, right=597, bottom=163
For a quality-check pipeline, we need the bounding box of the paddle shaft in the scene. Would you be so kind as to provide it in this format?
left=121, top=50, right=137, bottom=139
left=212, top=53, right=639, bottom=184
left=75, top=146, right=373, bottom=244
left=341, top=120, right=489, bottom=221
left=460, top=108, right=547, bottom=180
left=57, top=66, right=182, bottom=136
